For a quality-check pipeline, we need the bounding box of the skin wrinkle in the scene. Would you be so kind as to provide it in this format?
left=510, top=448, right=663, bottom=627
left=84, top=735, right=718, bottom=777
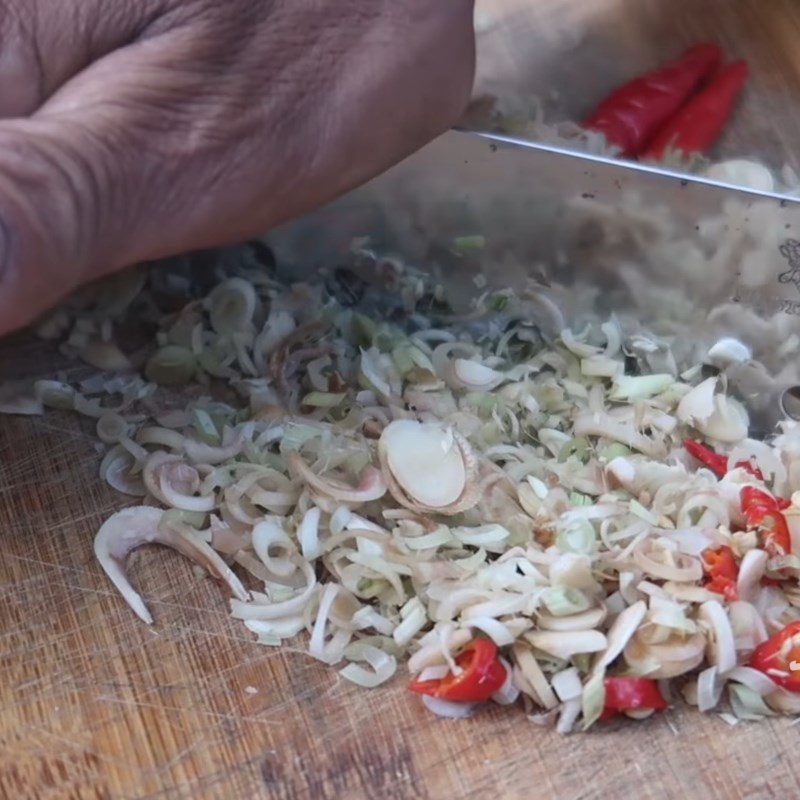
left=0, top=0, right=475, bottom=334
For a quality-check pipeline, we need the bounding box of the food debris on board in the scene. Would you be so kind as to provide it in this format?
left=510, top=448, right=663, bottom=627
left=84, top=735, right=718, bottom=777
left=4, top=229, right=800, bottom=736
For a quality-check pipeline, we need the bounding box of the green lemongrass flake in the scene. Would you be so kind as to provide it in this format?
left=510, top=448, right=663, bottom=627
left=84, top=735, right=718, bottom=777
left=729, top=684, right=776, bottom=720
left=407, top=346, right=435, bottom=372
left=344, top=451, right=371, bottom=477
left=610, top=373, right=674, bottom=401
left=403, top=528, right=454, bottom=550
left=572, top=653, right=593, bottom=674
left=600, top=442, right=631, bottom=461
left=391, top=345, right=416, bottom=376
left=352, top=313, right=377, bottom=347
left=556, top=517, right=597, bottom=555
left=582, top=670, right=606, bottom=731
left=558, top=436, right=590, bottom=464
left=373, top=329, right=396, bottom=353
left=145, top=345, right=197, bottom=386
left=490, top=291, right=511, bottom=312
left=279, top=422, right=324, bottom=453
left=192, top=407, right=221, bottom=445
left=541, top=586, right=590, bottom=617
left=301, top=391, right=346, bottom=409
left=468, top=392, right=501, bottom=416
left=356, top=578, right=387, bottom=598
left=256, top=634, right=283, bottom=647
left=452, top=234, right=486, bottom=252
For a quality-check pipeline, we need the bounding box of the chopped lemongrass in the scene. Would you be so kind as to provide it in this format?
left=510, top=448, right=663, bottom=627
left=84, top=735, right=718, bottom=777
left=609, top=373, right=673, bottom=401
left=301, top=391, right=347, bottom=409
left=452, top=234, right=486, bottom=252
left=13, top=230, right=800, bottom=738
left=541, top=586, right=591, bottom=617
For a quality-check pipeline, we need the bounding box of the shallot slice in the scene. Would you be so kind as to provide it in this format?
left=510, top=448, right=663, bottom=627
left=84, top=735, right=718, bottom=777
left=378, top=419, right=480, bottom=515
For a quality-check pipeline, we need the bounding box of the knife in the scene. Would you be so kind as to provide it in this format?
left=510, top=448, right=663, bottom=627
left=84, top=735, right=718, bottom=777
left=270, top=129, right=800, bottom=429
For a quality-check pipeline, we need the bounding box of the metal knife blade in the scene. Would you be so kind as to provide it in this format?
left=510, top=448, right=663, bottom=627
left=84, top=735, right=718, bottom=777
left=270, top=129, right=800, bottom=425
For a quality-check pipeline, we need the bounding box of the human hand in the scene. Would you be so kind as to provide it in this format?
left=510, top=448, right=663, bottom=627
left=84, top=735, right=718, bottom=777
left=0, top=0, right=475, bottom=335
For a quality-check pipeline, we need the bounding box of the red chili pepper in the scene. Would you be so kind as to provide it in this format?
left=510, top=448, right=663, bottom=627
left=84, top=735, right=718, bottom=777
left=408, top=639, right=506, bottom=702
left=701, top=545, right=739, bottom=601
left=599, top=676, right=668, bottom=720
left=749, top=621, right=800, bottom=692
left=741, top=486, right=790, bottom=512
left=736, top=460, right=766, bottom=481
left=642, top=60, right=748, bottom=160
left=683, top=439, right=729, bottom=477
left=584, top=43, right=721, bottom=158
left=683, top=439, right=764, bottom=480
left=740, top=487, right=791, bottom=557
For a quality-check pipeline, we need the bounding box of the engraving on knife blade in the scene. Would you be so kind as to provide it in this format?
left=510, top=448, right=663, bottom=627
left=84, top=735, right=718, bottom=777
left=733, top=287, right=800, bottom=317
left=778, top=239, right=800, bottom=292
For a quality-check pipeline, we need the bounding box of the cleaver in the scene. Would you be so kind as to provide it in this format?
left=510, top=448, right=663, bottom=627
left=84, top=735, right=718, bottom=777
left=269, top=129, right=800, bottom=431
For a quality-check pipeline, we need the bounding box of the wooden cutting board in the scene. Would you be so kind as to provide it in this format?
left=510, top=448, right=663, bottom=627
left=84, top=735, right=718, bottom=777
left=6, top=348, right=800, bottom=800
left=4, top=1, right=800, bottom=798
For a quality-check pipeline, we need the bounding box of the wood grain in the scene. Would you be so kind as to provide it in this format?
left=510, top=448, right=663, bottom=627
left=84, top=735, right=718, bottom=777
left=4, top=374, right=800, bottom=800
left=5, top=371, right=800, bottom=800
left=5, top=1, right=800, bottom=798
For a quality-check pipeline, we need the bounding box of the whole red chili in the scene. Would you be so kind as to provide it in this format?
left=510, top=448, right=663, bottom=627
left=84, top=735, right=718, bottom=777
left=408, top=639, right=506, bottom=703
left=684, top=439, right=729, bottom=477
left=642, top=60, right=748, bottom=160
left=584, top=43, right=721, bottom=158
left=749, top=621, right=800, bottom=692
left=600, top=676, right=668, bottom=720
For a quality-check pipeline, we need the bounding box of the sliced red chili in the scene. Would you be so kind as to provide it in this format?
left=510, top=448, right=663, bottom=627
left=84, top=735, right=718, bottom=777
left=642, top=60, right=748, bottom=160
left=740, top=487, right=791, bottom=557
left=701, top=545, right=739, bottom=601
left=683, top=439, right=729, bottom=477
left=741, top=486, right=778, bottom=511
left=733, top=460, right=765, bottom=481
left=760, top=513, right=791, bottom=557
left=749, top=621, right=800, bottom=692
left=683, top=439, right=763, bottom=480
left=408, top=639, right=506, bottom=703
left=584, top=43, right=721, bottom=158
left=600, top=676, right=668, bottom=720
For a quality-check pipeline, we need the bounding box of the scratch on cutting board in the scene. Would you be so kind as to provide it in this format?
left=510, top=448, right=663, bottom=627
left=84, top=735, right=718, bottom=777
left=136, top=753, right=269, bottom=800
left=95, top=695, right=285, bottom=727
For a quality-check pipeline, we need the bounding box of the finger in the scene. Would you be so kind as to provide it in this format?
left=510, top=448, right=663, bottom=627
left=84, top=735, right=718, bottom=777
left=0, top=0, right=475, bottom=335
left=0, top=0, right=167, bottom=118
